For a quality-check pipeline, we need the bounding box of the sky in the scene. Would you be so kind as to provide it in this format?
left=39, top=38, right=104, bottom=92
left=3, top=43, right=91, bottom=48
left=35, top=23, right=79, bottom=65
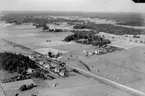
left=0, top=0, right=145, bottom=12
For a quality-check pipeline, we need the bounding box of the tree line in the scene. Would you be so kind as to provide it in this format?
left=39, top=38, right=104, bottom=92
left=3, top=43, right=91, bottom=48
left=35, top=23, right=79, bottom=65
left=117, top=21, right=144, bottom=26
left=0, top=52, right=39, bottom=74
left=1, top=14, right=83, bottom=26
left=73, top=23, right=143, bottom=35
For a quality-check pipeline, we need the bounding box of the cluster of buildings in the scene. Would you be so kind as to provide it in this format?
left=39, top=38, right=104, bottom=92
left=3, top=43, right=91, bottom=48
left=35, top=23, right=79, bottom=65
left=83, top=48, right=107, bottom=57
left=83, top=50, right=100, bottom=57
left=0, top=50, right=70, bottom=84
left=28, top=51, right=69, bottom=78
left=83, top=44, right=122, bottom=57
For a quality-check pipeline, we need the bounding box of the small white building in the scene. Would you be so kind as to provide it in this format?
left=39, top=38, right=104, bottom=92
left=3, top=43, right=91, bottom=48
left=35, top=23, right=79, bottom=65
left=39, top=61, right=45, bottom=65
left=57, top=56, right=63, bottom=60
left=59, top=71, right=65, bottom=76
left=27, top=68, right=33, bottom=74
left=94, top=50, right=99, bottom=54
left=43, top=64, right=50, bottom=69
left=88, top=52, right=93, bottom=56
left=53, top=68, right=60, bottom=73
left=28, top=55, right=34, bottom=59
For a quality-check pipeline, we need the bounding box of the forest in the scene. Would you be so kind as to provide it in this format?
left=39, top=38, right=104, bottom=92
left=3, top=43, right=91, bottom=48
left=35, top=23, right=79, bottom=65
left=1, top=14, right=82, bottom=25
left=64, top=31, right=111, bottom=46
left=73, top=23, right=143, bottom=35
left=117, top=21, right=144, bottom=26
left=0, top=52, right=39, bottom=74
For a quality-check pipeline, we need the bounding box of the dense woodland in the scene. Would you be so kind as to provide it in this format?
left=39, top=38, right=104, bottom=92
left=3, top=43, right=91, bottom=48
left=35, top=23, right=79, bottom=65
left=90, top=12, right=144, bottom=26
left=117, top=21, right=144, bottom=26
left=64, top=31, right=111, bottom=46
left=73, top=23, right=143, bottom=35
left=1, top=14, right=82, bottom=25
left=0, top=52, right=39, bottom=74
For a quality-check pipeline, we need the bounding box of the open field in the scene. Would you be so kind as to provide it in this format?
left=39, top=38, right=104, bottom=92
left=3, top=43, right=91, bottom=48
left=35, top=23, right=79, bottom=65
left=35, top=48, right=68, bottom=55
left=49, top=45, right=145, bottom=96
left=0, top=79, right=37, bottom=96
left=36, top=41, right=75, bottom=47
left=38, top=83, right=116, bottom=96
left=110, top=40, right=145, bottom=49
left=0, top=70, right=18, bottom=80
left=1, top=79, right=34, bottom=91
left=51, top=42, right=145, bottom=96
left=53, top=43, right=143, bottom=81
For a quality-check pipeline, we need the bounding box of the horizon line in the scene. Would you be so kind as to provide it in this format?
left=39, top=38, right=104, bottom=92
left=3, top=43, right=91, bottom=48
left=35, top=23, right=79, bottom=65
left=0, top=10, right=144, bottom=14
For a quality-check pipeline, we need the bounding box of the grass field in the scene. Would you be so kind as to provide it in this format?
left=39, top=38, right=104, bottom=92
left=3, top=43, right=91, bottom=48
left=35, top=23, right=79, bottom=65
left=110, top=40, right=145, bottom=49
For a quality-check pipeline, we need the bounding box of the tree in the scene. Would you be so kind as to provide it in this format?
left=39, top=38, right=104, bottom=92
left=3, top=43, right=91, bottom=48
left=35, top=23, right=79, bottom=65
left=15, top=93, right=19, bottom=96
left=48, top=52, right=52, bottom=57
left=19, top=84, right=27, bottom=91
left=43, top=24, right=49, bottom=30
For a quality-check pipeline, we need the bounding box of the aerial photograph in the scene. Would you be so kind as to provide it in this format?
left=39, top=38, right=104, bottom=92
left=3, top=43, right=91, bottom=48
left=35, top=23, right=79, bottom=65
left=0, top=0, right=145, bottom=96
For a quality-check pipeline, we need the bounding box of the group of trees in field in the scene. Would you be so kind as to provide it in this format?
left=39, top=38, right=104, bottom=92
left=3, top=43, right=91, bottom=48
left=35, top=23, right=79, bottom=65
left=73, top=24, right=95, bottom=29
left=19, top=83, right=37, bottom=91
left=33, top=23, right=48, bottom=29
left=0, top=52, right=39, bottom=74
left=64, top=31, right=111, bottom=46
left=73, top=23, right=143, bottom=35
left=43, top=24, right=49, bottom=30
left=48, top=29, right=63, bottom=32
left=71, top=29, right=97, bottom=34
left=42, top=26, right=64, bottom=32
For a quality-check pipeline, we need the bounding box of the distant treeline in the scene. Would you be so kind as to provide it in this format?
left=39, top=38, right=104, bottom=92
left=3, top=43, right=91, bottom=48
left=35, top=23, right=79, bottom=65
left=1, top=14, right=83, bottom=25
left=73, top=23, right=143, bottom=35
left=0, top=52, right=38, bottom=74
left=117, top=21, right=144, bottom=26
left=64, top=31, right=111, bottom=46
left=1, top=11, right=144, bottom=26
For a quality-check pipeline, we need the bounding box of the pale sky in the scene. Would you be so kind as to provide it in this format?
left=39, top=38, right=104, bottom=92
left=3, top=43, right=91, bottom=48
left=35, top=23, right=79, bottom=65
left=0, top=0, right=145, bottom=12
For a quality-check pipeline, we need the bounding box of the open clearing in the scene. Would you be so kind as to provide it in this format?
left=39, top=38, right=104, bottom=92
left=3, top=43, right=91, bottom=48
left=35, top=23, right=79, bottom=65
left=35, top=48, right=68, bottom=55
left=35, top=41, right=74, bottom=48
left=1, top=79, right=34, bottom=91
left=110, top=40, right=145, bottom=49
